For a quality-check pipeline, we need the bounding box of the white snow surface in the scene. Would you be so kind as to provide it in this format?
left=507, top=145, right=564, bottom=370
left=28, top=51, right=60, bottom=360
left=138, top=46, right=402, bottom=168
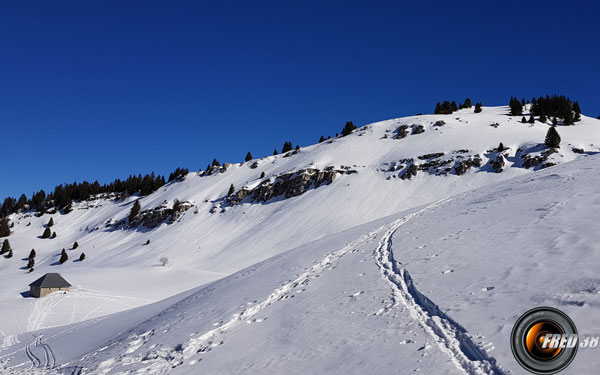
left=1, top=106, right=600, bottom=374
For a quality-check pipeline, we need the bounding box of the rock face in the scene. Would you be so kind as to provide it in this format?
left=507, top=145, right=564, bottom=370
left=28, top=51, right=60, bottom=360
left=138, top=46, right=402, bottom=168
left=226, top=167, right=356, bottom=206
left=400, top=164, right=418, bottom=180
left=453, top=155, right=482, bottom=175
left=411, top=124, right=425, bottom=135
left=395, top=125, right=410, bottom=139
left=521, top=148, right=556, bottom=169
left=114, top=201, right=193, bottom=229
left=489, top=154, right=506, bottom=173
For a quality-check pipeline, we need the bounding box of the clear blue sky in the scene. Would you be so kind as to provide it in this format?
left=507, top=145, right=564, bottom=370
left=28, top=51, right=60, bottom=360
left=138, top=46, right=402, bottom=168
left=1, top=0, right=599, bottom=200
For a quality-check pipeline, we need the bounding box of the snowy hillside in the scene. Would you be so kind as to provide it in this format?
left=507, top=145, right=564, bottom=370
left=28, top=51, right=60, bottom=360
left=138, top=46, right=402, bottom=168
left=0, top=105, right=599, bottom=374
left=2, top=149, right=600, bottom=375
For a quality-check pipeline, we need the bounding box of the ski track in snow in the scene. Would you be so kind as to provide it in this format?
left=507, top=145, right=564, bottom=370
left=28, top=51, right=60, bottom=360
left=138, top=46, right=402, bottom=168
left=373, top=198, right=505, bottom=375
left=24, top=335, right=56, bottom=370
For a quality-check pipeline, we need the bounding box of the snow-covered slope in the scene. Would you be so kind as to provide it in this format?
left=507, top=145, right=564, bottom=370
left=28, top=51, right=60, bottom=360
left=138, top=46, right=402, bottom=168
left=2, top=151, right=600, bottom=375
left=0, top=106, right=599, bottom=370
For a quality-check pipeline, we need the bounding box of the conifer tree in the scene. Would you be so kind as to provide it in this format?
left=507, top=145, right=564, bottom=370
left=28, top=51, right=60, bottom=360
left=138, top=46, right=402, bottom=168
left=273, top=149, right=278, bottom=156
left=474, top=102, right=483, bottom=113
left=282, top=142, right=293, bottom=153
left=227, top=184, right=235, bottom=196
left=42, top=227, right=52, bottom=239
left=27, top=257, right=34, bottom=269
left=319, top=136, right=325, bottom=143
left=29, top=249, right=36, bottom=258
left=0, top=217, right=9, bottom=237
left=6, top=250, right=12, bottom=258
left=341, top=121, right=357, bottom=136
left=552, top=117, right=558, bottom=126
left=51, top=232, right=57, bottom=239
left=545, top=127, right=561, bottom=148
left=129, top=200, right=141, bottom=223
left=260, top=171, right=265, bottom=178
left=0, top=239, right=10, bottom=255
left=47, top=217, right=54, bottom=227
left=498, top=142, right=505, bottom=152
left=451, top=101, right=458, bottom=112
left=172, top=198, right=181, bottom=212
left=245, top=152, right=253, bottom=162
left=73, top=242, right=79, bottom=250
left=295, top=145, right=300, bottom=151
left=463, top=98, right=472, bottom=108
left=528, top=115, right=535, bottom=123
left=212, top=158, right=221, bottom=167
left=79, top=253, right=85, bottom=261
left=59, top=249, right=68, bottom=264
left=521, top=116, right=527, bottom=123
left=509, top=97, right=523, bottom=116
left=563, top=108, right=574, bottom=125
left=539, top=113, right=547, bottom=123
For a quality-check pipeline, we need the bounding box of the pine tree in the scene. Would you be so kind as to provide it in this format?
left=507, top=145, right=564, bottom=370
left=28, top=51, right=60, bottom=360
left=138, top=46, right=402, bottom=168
left=260, top=171, right=265, bottom=178
left=172, top=198, right=181, bottom=212
left=227, top=184, right=235, bottom=196
left=295, top=145, right=300, bottom=151
left=6, top=250, right=12, bottom=258
left=273, top=149, right=279, bottom=156
left=528, top=115, right=535, bottom=123
left=212, top=158, right=221, bottom=167
left=521, top=116, right=527, bottom=123
left=463, top=98, right=472, bottom=108
left=552, top=117, right=558, bottom=126
left=545, top=127, right=561, bottom=148
left=29, top=249, right=36, bottom=259
left=129, top=200, right=141, bottom=223
left=434, top=102, right=442, bottom=114
left=509, top=97, right=523, bottom=116
left=319, top=135, right=325, bottom=143
left=0, top=239, right=10, bottom=255
left=79, top=253, right=85, bottom=261
left=27, top=257, right=34, bottom=269
left=47, top=217, right=54, bottom=227
left=341, top=121, right=357, bottom=136
left=73, top=241, right=79, bottom=249
left=145, top=239, right=151, bottom=245
left=59, top=249, right=68, bottom=264
left=563, top=108, right=574, bottom=125
left=282, top=142, right=293, bottom=153
left=42, top=227, right=52, bottom=239
left=450, top=101, right=458, bottom=112
left=51, top=232, right=57, bottom=239
left=498, top=142, right=505, bottom=152
left=539, top=113, right=547, bottom=123
left=474, top=102, right=483, bottom=113
left=0, top=217, right=10, bottom=237
left=245, top=152, right=253, bottom=162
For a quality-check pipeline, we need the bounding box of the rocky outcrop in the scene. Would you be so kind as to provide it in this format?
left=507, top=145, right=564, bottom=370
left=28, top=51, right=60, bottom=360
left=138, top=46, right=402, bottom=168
left=522, top=148, right=557, bottom=169
left=400, top=163, right=418, bottom=180
left=453, top=155, right=482, bottom=175
left=411, top=124, right=425, bottom=135
left=418, top=152, right=445, bottom=160
left=489, top=154, right=506, bottom=173
left=226, top=167, right=356, bottom=206
left=113, top=201, right=193, bottom=229
left=395, top=125, right=410, bottom=139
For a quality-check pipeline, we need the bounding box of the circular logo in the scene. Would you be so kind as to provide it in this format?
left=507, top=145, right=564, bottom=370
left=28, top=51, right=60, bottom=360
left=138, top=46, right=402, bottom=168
left=511, top=307, right=578, bottom=374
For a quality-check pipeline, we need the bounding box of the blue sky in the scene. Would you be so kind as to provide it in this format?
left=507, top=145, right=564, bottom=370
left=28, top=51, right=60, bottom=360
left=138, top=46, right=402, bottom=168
left=1, top=0, right=599, bottom=200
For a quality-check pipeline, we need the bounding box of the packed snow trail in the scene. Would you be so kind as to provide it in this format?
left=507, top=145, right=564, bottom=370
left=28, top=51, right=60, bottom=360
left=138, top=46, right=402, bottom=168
left=373, top=198, right=505, bottom=375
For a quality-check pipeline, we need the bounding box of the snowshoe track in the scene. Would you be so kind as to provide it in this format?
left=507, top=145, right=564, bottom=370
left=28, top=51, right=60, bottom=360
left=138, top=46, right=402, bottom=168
left=374, top=198, right=505, bottom=375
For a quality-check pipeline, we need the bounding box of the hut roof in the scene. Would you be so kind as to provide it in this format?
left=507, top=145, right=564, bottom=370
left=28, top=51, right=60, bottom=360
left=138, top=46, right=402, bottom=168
left=29, top=273, right=72, bottom=288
